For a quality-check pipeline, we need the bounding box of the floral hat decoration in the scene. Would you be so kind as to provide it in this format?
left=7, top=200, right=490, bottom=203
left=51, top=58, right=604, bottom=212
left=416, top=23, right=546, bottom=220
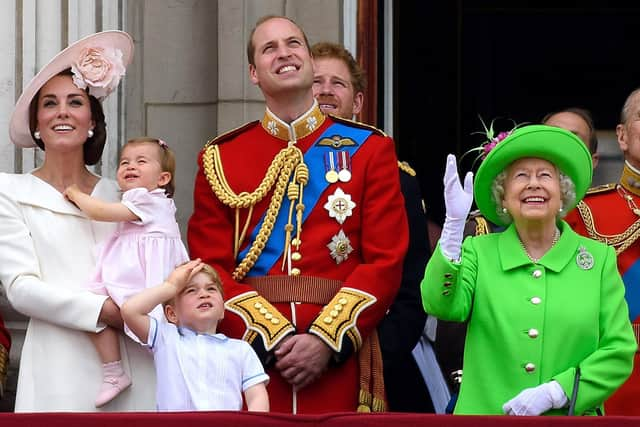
left=9, top=30, right=134, bottom=148
left=459, top=116, right=527, bottom=170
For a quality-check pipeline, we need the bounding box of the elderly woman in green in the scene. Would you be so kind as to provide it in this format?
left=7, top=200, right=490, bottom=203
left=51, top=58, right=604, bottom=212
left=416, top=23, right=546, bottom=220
left=421, top=125, right=635, bottom=415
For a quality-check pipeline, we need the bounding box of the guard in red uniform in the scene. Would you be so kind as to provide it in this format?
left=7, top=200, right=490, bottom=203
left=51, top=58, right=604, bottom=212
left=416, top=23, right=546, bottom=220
left=565, top=89, right=640, bottom=415
left=187, top=15, right=408, bottom=414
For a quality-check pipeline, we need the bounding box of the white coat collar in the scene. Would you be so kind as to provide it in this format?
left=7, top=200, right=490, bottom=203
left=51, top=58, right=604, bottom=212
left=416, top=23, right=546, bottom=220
left=14, top=173, right=118, bottom=216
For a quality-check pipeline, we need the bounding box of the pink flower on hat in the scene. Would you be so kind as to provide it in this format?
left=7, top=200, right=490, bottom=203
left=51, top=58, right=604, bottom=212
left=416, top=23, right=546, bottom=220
left=460, top=116, right=527, bottom=168
left=71, top=46, right=126, bottom=100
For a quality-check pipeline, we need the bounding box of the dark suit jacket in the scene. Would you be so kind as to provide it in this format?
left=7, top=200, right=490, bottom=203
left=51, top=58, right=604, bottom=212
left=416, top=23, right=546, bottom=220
left=378, top=164, right=434, bottom=412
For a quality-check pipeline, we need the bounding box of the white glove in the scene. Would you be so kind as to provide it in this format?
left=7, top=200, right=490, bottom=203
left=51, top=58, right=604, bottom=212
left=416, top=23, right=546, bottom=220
left=502, top=381, right=568, bottom=416
left=439, top=154, right=474, bottom=261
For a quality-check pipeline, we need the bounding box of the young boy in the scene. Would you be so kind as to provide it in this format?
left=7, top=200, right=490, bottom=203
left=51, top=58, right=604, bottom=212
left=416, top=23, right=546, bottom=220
left=122, top=259, right=269, bottom=411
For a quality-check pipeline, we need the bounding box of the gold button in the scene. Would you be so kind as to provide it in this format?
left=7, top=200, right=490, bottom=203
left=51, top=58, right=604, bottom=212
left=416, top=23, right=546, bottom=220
left=291, top=252, right=302, bottom=261
left=271, top=318, right=280, bottom=325
left=532, top=270, right=542, bottom=278
left=528, top=328, right=539, bottom=338
left=254, top=302, right=263, bottom=309
left=334, top=304, right=343, bottom=311
left=442, top=290, right=450, bottom=296
left=330, top=310, right=339, bottom=317
left=291, top=238, right=302, bottom=246
left=531, top=297, right=541, bottom=305
left=323, top=316, right=333, bottom=324
left=265, top=313, right=273, bottom=320
left=259, top=307, right=267, bottom=314
left=339, top=298, right=348, bottom=305
left=524, top=363, right=536, bottom=372
left=291, top=268, right=301, bottom=276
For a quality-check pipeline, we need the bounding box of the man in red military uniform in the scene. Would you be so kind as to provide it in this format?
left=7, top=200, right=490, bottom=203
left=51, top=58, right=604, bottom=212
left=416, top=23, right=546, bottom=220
left=187, top=15, right=408, bottom=414
left=565, top=88, right=640, bottom=415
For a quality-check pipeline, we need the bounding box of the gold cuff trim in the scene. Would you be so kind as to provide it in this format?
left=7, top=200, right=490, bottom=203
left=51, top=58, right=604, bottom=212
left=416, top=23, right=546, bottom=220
left=246, top=275, right=341, bottom=305
left=309, top=287, right=376, bottom=352
left=225, top=292, right=294, bottom=350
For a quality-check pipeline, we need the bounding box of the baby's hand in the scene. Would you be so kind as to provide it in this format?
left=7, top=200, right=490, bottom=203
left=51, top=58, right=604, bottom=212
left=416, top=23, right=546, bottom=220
left=165, top=259, right=203, bottom=293
left=63, top=184, right=81, bottom=202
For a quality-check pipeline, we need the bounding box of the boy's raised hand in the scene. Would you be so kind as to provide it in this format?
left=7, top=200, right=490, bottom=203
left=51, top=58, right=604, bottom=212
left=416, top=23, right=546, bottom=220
left=166, top=259, right=204, bottom=294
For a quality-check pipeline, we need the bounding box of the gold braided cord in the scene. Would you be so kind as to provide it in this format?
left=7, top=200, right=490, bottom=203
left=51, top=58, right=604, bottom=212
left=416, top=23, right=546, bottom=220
left=576, top=200, right=640, bottom=255
left=473, top=215, right=491, bottom=236
left=294, top=163, right=309, bottom=247
left=203, top=143, right=306, bottom=281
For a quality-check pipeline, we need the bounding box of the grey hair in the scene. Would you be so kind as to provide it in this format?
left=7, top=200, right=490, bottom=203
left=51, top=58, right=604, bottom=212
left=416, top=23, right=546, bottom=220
left=491, top=168, right=576, bottom=225
left=621, top=88, right=640, bottom=124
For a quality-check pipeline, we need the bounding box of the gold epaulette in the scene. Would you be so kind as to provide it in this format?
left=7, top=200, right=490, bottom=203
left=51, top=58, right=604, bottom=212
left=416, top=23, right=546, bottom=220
left=203, top=121, right=260, bottom=149
left=397, top=160, right=416, bottom=177
left=585, top=182, right=616, bottom=195
left=328, top=114, right=388, bottom=137
left=309, top=287, right=376, bottom=352
left=225, top=291, right=295, bottom=351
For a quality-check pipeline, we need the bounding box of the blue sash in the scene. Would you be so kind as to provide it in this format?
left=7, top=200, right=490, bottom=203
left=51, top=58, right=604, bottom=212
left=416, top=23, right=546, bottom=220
left=624, top=260, right=640, bottom=321
left=239, top=123, right=373, bottom=277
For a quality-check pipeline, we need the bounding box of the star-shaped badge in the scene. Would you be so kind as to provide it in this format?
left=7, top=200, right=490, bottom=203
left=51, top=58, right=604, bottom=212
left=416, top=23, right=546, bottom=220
left=327, top=229, right=353, bottom=264
left=324, top=188, right=356, bottom=224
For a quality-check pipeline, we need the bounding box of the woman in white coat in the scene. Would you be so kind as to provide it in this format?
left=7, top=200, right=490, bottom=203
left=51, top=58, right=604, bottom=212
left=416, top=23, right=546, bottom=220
left=0, top=31, right=155, bottom=412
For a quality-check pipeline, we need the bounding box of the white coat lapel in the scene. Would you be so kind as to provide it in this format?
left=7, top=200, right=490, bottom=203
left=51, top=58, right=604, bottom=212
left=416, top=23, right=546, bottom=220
left=14, top=174, right=119, bottom=216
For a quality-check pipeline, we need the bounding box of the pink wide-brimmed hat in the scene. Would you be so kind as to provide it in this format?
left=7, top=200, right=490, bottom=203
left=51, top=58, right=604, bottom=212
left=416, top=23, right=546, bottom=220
left=9, top=30, right=134, bottom=148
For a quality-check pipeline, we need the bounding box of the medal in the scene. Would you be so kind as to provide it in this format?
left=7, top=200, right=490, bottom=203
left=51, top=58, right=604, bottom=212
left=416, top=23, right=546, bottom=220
left=325, top=170, right=339, bottom=183
left=338, top=151, right=352, bottom=182
left=324, top=152, right=339, bottom=183
left=327, top=229, right=353, bottom=264
left=576, top=246, right=594, bottom=270
left=324, top=188, right=356, bottom=224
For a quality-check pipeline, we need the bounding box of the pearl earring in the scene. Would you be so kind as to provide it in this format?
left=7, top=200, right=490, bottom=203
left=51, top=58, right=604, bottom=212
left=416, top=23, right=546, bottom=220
left=559, top=206, right=564, bottom=213
left=502, top=207, right=508, bottom=214
left=33, top=131, right=41, bottom=140
left=88, top=129, right=94, bottom=138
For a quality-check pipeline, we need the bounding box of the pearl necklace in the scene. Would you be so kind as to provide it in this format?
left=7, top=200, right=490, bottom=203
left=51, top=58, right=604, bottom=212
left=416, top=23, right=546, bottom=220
left=520, top=228, right=560, bottom=264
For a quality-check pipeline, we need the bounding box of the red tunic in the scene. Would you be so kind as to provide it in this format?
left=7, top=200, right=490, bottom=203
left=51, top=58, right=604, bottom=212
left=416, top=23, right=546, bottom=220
left=188, top=105, right=408, bottom=414
left=565, top=181, right=640, bottom=415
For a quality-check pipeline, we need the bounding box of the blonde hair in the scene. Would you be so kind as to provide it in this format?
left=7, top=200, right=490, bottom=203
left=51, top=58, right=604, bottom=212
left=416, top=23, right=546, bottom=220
left=162, top=262, right=224, bottom=309
left=123, top=136, right=176, bottom=197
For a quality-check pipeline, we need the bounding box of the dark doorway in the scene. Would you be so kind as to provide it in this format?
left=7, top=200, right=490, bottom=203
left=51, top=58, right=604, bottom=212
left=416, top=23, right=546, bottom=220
left=395, top=1, right=640, bottom=226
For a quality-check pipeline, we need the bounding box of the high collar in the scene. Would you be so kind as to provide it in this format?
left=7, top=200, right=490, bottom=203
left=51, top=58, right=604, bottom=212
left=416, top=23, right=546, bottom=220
left=260, top=99, right=326, bottom=142
left=620, top=161, right=640, bottom=197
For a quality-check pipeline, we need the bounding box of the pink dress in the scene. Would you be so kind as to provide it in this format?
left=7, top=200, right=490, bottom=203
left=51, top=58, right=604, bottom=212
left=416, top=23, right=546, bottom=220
left=87, top=187, right=189, bottom=335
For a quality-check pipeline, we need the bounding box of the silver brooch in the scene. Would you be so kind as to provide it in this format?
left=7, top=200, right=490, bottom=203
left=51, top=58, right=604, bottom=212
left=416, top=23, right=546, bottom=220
left=327, top=229, right=353, bottom=264
left=324, top=188, right=356, bottom=224
left=576, top=246, right=594, bottom=270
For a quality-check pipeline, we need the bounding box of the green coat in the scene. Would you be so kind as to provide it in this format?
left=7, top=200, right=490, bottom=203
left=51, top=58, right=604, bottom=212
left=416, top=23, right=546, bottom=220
left=421, top=221, right=636, bottom=415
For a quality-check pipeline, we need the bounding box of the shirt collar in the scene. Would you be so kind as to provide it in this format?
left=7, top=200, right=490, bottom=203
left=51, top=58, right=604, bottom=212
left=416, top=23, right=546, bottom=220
left=499, top=221, right=580, bottom=272
left=177, top=325, right=228, bottom=341
left=260, top=99, right=325, bottom=142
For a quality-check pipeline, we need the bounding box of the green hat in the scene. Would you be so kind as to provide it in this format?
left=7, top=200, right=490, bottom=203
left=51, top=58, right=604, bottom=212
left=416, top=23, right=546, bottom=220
left=473, top=124, right=593, bottom=226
